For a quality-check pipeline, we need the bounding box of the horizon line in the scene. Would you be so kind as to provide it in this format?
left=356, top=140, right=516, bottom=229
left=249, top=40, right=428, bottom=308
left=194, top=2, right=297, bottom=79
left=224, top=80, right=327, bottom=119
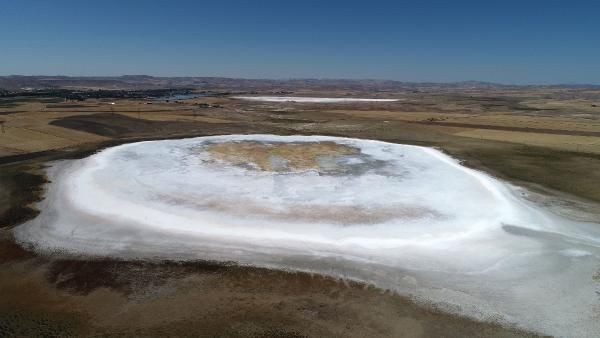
left=1, top=74, right=599, bottom=87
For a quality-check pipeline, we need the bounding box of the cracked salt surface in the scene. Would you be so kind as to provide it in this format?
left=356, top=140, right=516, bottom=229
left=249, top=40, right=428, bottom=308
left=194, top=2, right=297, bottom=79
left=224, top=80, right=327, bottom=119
left=14, top=135, right=600, bottom=336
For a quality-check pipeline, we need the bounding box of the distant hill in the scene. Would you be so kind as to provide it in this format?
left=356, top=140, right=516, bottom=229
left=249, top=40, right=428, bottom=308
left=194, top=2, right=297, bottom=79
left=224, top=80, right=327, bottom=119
left=0, top=75, right=598, bottom=92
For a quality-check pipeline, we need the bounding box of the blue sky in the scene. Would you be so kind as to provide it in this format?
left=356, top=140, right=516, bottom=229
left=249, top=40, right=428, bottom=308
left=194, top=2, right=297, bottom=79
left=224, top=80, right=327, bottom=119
left=1, top=0, right=599, bottom=84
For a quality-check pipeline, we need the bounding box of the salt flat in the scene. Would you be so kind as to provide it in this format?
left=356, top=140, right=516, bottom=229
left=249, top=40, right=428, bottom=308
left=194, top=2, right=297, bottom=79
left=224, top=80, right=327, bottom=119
left=14, top=135, right=600, bottom=336
left=233, top=96, right=399, bottom=102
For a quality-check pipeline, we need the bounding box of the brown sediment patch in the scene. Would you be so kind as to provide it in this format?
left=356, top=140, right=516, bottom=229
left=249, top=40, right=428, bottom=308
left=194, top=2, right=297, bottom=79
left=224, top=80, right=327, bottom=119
left=204, top=141, right=358, bottom=171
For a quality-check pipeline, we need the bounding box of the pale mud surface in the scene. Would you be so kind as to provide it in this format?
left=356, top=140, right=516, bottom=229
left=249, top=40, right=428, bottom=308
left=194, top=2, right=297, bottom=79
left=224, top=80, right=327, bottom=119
left=14, top=135, right=600, bottom=336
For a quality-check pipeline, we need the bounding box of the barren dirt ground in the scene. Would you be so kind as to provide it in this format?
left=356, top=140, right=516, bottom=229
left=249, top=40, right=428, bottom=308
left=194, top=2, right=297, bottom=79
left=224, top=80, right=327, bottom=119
left=2, top=88, right=600, bottom=336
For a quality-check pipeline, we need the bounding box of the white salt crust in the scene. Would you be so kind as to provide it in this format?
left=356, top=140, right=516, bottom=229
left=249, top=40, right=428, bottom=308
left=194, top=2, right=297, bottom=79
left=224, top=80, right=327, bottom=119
left=14, top=135, right=600, bottom=336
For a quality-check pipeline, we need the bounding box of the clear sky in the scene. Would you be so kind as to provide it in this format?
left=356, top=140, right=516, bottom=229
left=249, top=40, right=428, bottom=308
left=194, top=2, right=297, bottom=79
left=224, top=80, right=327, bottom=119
left=1, top=0, right=599, bottom=84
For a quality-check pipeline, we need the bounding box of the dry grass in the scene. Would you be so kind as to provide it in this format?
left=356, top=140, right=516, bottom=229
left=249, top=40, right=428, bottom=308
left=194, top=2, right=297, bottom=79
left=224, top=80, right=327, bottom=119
left=323, top=109, right=600, bottom=154
left=454, top=129, right=600, bottom=154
